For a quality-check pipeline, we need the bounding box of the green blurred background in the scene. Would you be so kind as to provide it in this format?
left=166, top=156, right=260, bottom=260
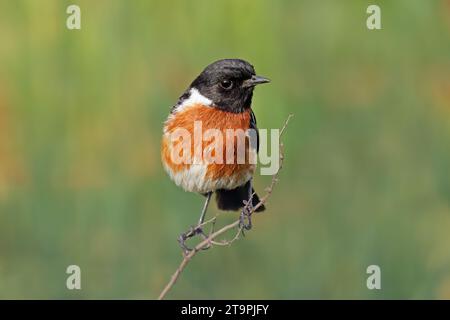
left=0, top=0, right=450, bottom=299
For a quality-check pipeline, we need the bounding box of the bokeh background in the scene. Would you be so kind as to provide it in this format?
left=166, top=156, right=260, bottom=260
left=0, top=0, right=450, bottom=299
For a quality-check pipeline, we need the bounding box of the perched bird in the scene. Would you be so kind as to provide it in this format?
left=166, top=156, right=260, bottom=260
left=161, top=59, right=269, bottom=239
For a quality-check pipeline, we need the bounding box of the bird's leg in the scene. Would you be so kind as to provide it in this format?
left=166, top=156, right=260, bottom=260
left=239, top=180, right=254, bottom=231
left=178, top=192, right=212, bottom=252
left=198, top=192, right=212, bottom=225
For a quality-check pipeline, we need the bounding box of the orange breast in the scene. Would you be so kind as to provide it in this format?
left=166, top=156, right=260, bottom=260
left=161, top=104, right=256, bottom=192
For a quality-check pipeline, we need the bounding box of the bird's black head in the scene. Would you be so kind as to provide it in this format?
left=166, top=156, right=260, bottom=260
left=189, top=59, right=270, bottom=113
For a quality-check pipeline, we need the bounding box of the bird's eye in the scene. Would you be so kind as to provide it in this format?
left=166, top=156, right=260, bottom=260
left=220, top=79, right=233, bottom=90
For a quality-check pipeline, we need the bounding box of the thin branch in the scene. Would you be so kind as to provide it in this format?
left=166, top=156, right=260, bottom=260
left=157, top=114, right=293, bottom=300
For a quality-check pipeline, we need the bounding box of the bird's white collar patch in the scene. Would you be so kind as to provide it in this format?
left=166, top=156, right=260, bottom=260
left=178, top=88, right=212, bottom=110
left=165, top=88, right=214, bottom=132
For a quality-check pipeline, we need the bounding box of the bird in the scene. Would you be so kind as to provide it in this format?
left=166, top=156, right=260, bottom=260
left=161, top=59, right=270, bottom=245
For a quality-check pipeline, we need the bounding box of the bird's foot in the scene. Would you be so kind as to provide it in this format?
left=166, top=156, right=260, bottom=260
left=178, top=224, right=210, bottom=254
left=239, top=200, right=253, bottom=232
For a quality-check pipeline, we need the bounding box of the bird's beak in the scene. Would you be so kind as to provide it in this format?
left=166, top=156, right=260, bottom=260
left=244, top=75, right=271, bottom=87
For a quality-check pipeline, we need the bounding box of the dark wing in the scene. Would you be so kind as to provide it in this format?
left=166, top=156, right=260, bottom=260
left=249, top=109, right=259, bottom=153
left=170, top=89, right=191, bottom=114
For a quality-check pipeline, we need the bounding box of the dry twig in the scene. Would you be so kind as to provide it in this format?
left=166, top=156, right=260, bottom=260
left=157, top=114, right=293, bottom=300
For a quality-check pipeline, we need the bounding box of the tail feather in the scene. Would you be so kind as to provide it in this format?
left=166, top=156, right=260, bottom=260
left=215, top=181, right=265, bottom=212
